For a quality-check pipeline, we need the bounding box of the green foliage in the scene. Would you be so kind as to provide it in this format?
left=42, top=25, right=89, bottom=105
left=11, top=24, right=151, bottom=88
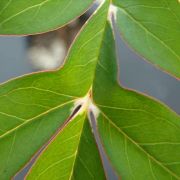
left=0, top=0, right=93, bottom=34
left=27, top=113, right=106, bottom=180
left=93, top=22, right=180, bottom=179
left=0, top=0, right=179, bottom=179
left=113, top=0, right=180, bottom=78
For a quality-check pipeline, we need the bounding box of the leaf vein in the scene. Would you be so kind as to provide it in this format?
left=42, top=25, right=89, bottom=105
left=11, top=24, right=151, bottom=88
left=116, top=6, right=180, bottom=61
left=0, top=100, right=74, bottom=139
left=101, top=111, right=180, bottom=179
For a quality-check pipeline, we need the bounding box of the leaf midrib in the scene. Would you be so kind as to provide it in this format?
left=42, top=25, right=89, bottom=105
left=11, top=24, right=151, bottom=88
left=0, top=100, right=75, bottom=139
left=100, top=110, right=180, bottom=179
left=97, top=104, right=180, bottom=130
left=91, top=15, right=110, bottom=88
left=0, top=0, right=51, bottom=26
left=69, top=114, right=86, bottom=180
left=0, top=0, right=109, bottom=143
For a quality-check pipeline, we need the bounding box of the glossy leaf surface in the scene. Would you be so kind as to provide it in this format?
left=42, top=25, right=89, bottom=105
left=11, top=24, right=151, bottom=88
left=112, top=0, right=180, bottom=78
left=92, top=20, right=180, bottom=179
left=27, top=113, right=105, bottom=180
left=0, top=1, right=109, bottom=179
left=0, top=0, right=93, bottom=34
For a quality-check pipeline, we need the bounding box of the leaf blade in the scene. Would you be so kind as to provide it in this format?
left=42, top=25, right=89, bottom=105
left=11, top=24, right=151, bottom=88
left=0, top=1, right=110, bottom=179
left=0, top=102, right=74, bottom=180
left=0, top=0, right=94, bottom=34
left=92, top=21, right=180, bottom=179
left=112, top=0, right=180, bottom=78
left=26, top=113, right=106, bottom=180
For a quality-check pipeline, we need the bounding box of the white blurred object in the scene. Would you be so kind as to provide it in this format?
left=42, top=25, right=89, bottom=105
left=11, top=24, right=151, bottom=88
left=96, top=0, right=103, bottom=3
left=28, top=0, right=101, bottom=71
left=28, top=39, right=66, bottom=70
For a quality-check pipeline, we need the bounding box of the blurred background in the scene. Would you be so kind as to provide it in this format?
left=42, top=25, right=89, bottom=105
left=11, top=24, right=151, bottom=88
left=0, top=1, right=179, bottom=179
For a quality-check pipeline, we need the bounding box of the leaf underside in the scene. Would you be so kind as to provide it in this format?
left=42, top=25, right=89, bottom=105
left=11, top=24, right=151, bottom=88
left=92, top=20, right=180, bottom=179
left=0, top=1, right=110, bottom=179
left=27, top=113, right=106, bottom=180
left=0, top=0, right=179, bottom=180
left=112, top=0, right=180, bottom=78
left=0, top=0, right=94, bottom=34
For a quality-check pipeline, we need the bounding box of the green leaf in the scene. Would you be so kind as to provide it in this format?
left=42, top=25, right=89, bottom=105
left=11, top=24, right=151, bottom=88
left=0, top=0, right=93, bottom=35
left=0, top=1, right=110, bottom=179
left=0, top=102, right=74, bottom=179
left=112, top=0, right=180, bottom=78
left=92, top=20, right=180, bottom=179
left=0, top=0, right=179, bottom=179
left=27, top=113, right=106, bottom=180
